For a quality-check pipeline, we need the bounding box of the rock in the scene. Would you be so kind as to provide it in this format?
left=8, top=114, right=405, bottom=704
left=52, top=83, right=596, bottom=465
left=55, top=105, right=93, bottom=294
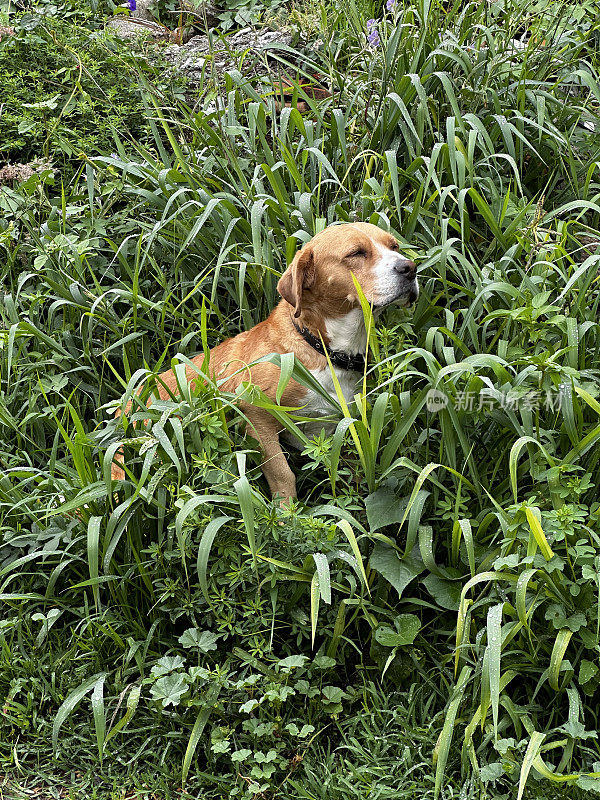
left=0, top=164, right=35, bottom=184
left=106, top=16, right=169, bottom=40
left=107, top=0, right=217, bottom=42
left=0, top=159, right=53, bottom=185
left=106, top=7, right=196, bottom=43
left=574, top=236, right=600, bottom=264
left=130, top=0, right=155, bottom=21
left=161, top=27, right=294, bottom=85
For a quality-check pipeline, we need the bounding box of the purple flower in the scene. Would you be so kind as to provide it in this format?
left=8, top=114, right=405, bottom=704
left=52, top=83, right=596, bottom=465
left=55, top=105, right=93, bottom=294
left=386, top=0, right=395, bottom=10
left=367, top=21, right=380, bottom=47
left=127, top=0, right=136, bottom=10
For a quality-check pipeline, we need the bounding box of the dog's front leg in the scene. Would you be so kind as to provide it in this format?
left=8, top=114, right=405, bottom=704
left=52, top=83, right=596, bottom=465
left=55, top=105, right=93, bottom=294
left=243, top=406, right=297, bottom=503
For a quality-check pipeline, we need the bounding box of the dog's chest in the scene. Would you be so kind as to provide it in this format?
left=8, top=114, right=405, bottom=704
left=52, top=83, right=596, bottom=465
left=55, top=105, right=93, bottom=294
left=306, top=366, right=358, bottom=413
left=285, top=309, right=366, bottom=445
left=303, top=310, right=366, bottom=417
left=291, top=366, right=358, bottom=442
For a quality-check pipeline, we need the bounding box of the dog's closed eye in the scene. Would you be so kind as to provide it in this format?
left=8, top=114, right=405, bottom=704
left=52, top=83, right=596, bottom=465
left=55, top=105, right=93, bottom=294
left=347, top=248, right=367, bottom=259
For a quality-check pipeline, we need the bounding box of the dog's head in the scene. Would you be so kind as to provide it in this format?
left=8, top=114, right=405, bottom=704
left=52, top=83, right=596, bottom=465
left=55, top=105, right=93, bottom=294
left=278, top=222, right=418, bottom=319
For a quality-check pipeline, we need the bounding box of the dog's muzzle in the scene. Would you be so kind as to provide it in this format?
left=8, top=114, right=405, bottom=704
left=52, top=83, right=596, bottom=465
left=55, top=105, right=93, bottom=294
left=376, top=258, right=419, bottom=308
left=394, top=258, right=419, bottom=305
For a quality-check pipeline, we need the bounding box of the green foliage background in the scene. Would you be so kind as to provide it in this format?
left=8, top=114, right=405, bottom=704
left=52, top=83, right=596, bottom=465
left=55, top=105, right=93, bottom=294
left=0, top=15, right=184, bottom=174
left=2, top=0, right=600, bottom=797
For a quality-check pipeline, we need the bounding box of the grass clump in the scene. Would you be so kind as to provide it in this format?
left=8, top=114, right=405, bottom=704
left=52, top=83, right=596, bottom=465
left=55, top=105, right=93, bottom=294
left=2, top=0, right=600, bottom=797
left=0, top=15, right=184, bottom=178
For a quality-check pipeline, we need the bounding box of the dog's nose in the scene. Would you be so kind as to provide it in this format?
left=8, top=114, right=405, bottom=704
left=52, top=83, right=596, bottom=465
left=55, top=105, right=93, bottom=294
left=394, top=258, right=417, bottom=277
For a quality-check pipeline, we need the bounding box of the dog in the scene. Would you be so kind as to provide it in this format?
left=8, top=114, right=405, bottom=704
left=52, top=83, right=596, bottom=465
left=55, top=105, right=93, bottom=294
left=111, top=223, right=418, bottom=501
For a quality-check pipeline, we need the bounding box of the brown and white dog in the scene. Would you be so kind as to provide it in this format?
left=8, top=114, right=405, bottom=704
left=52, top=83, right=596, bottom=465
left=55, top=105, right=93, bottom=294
left=111, top=222, right=418, bottom=501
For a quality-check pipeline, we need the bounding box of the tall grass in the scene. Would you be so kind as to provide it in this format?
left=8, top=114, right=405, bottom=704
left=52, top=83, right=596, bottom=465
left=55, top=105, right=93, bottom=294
left=1, top=0, right=600, bottom=796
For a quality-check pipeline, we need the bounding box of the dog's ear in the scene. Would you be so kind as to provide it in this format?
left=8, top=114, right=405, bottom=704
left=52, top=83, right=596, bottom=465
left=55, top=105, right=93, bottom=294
left=277, top=245, right=315, bottom=318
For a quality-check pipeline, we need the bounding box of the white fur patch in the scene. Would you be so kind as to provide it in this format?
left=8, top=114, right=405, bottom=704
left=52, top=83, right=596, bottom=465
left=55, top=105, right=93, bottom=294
left=283, top=365, right=358, bottom=446
left=282, top=309, right=367, bottom=447
left=324, top=308, right=368, bottom=355
left=308, top=365, right=358, bottom=411
left=373, top=242, right=407, bottom=305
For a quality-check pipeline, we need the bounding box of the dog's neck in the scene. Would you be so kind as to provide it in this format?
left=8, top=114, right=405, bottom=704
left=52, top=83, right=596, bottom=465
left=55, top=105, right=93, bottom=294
left=291, top=307, right=368, bottom=372
left=322, top=308, right=368, bottom=355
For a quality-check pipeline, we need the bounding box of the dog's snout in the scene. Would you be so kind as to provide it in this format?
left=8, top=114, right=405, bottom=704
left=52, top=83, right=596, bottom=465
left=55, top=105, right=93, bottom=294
left=393, top=258, right=417, bottom=277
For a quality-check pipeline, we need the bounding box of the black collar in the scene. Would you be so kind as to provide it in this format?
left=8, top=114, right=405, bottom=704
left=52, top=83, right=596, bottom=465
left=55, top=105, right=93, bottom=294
left=291, top=318, right=367, bottom=372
